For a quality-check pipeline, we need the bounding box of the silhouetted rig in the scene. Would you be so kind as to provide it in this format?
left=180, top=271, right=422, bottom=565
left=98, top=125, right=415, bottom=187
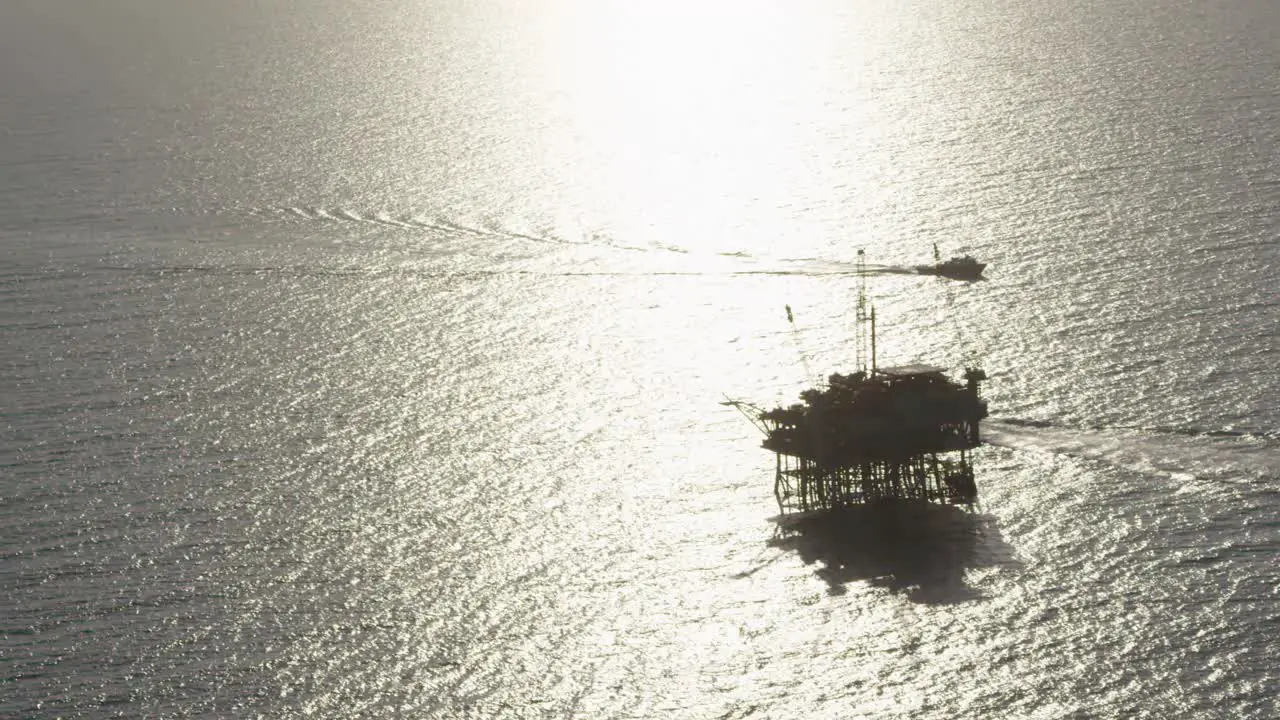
left=730, top=295, right=989, bottom=512
left=752, top=365, right=989, bottom=512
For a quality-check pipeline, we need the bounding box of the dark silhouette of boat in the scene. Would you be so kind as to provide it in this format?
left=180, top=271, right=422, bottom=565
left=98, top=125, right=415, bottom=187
left=916, top=244, right=986, bottom=281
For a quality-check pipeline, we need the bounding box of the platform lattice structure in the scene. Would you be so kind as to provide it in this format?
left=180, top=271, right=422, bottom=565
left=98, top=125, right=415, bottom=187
left=748, top=367, right=988, bottom=512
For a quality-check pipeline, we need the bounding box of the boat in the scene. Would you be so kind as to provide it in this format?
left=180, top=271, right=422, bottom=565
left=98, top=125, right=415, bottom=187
left=915, top=244, right=986, bottom=281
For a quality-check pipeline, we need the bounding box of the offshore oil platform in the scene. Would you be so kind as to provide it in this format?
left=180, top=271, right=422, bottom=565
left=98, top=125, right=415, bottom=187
left=728, top=251, right=989, bottom=513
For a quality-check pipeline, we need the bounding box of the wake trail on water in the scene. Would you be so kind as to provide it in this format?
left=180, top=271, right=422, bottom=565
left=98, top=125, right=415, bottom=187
left=46, top=264, right=918, bottom=281
left=242, top=206, right=925, bottom=275
left=985, top=418, right=1280, bottom=484
left=255, top=206, right=692, bottom=254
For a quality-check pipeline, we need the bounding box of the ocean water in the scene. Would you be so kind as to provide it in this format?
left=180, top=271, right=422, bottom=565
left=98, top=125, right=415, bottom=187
left=2, top=0, right=1278, bottom=717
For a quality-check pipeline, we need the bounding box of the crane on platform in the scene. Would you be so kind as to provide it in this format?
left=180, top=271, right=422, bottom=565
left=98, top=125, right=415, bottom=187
left=784, top=304, right=819, bottom=387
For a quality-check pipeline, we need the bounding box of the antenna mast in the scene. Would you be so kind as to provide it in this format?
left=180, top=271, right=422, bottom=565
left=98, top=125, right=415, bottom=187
left=854, top=249, right=873, bottom=374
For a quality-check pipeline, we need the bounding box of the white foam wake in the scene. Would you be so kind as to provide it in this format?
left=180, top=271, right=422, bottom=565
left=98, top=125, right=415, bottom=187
left=984, top=420, right=1280, bottom=483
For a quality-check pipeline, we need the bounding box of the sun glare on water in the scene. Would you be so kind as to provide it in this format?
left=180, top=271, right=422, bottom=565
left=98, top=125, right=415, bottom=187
left=534, top=1, right=870, bottom=257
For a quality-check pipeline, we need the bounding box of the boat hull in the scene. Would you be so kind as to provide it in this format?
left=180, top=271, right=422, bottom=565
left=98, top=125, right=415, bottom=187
left=915, top=261, right=986, bottom=281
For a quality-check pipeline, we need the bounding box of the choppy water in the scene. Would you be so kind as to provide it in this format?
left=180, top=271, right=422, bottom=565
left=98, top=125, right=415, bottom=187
left=3, top=1, right=1278, bottom=717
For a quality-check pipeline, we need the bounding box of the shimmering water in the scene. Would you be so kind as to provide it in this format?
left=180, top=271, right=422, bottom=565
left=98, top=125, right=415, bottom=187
left=3, top=1, right=1278, bottom=717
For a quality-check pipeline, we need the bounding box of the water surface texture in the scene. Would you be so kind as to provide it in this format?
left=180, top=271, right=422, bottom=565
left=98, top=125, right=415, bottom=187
left=3, top=1, right=1278, bottom=717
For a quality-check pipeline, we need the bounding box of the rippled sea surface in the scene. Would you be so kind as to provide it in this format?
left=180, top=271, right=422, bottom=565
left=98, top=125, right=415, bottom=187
left=3, top=1, right=1278, bottom=717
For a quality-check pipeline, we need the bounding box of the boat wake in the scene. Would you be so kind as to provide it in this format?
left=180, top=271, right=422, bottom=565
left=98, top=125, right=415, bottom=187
left=239, top=207, right=948, bottom=278
left=250, top=206, right=696, bottom=254
left=984, top=418, right=1280, bottom=484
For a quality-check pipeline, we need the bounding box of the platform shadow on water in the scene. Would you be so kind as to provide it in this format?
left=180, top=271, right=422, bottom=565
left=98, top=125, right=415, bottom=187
left=768, top=501, right=1014, bottom=604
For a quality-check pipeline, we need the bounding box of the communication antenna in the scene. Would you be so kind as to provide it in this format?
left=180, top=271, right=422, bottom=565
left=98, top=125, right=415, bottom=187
left=854, top=249, right=875, bottom=374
